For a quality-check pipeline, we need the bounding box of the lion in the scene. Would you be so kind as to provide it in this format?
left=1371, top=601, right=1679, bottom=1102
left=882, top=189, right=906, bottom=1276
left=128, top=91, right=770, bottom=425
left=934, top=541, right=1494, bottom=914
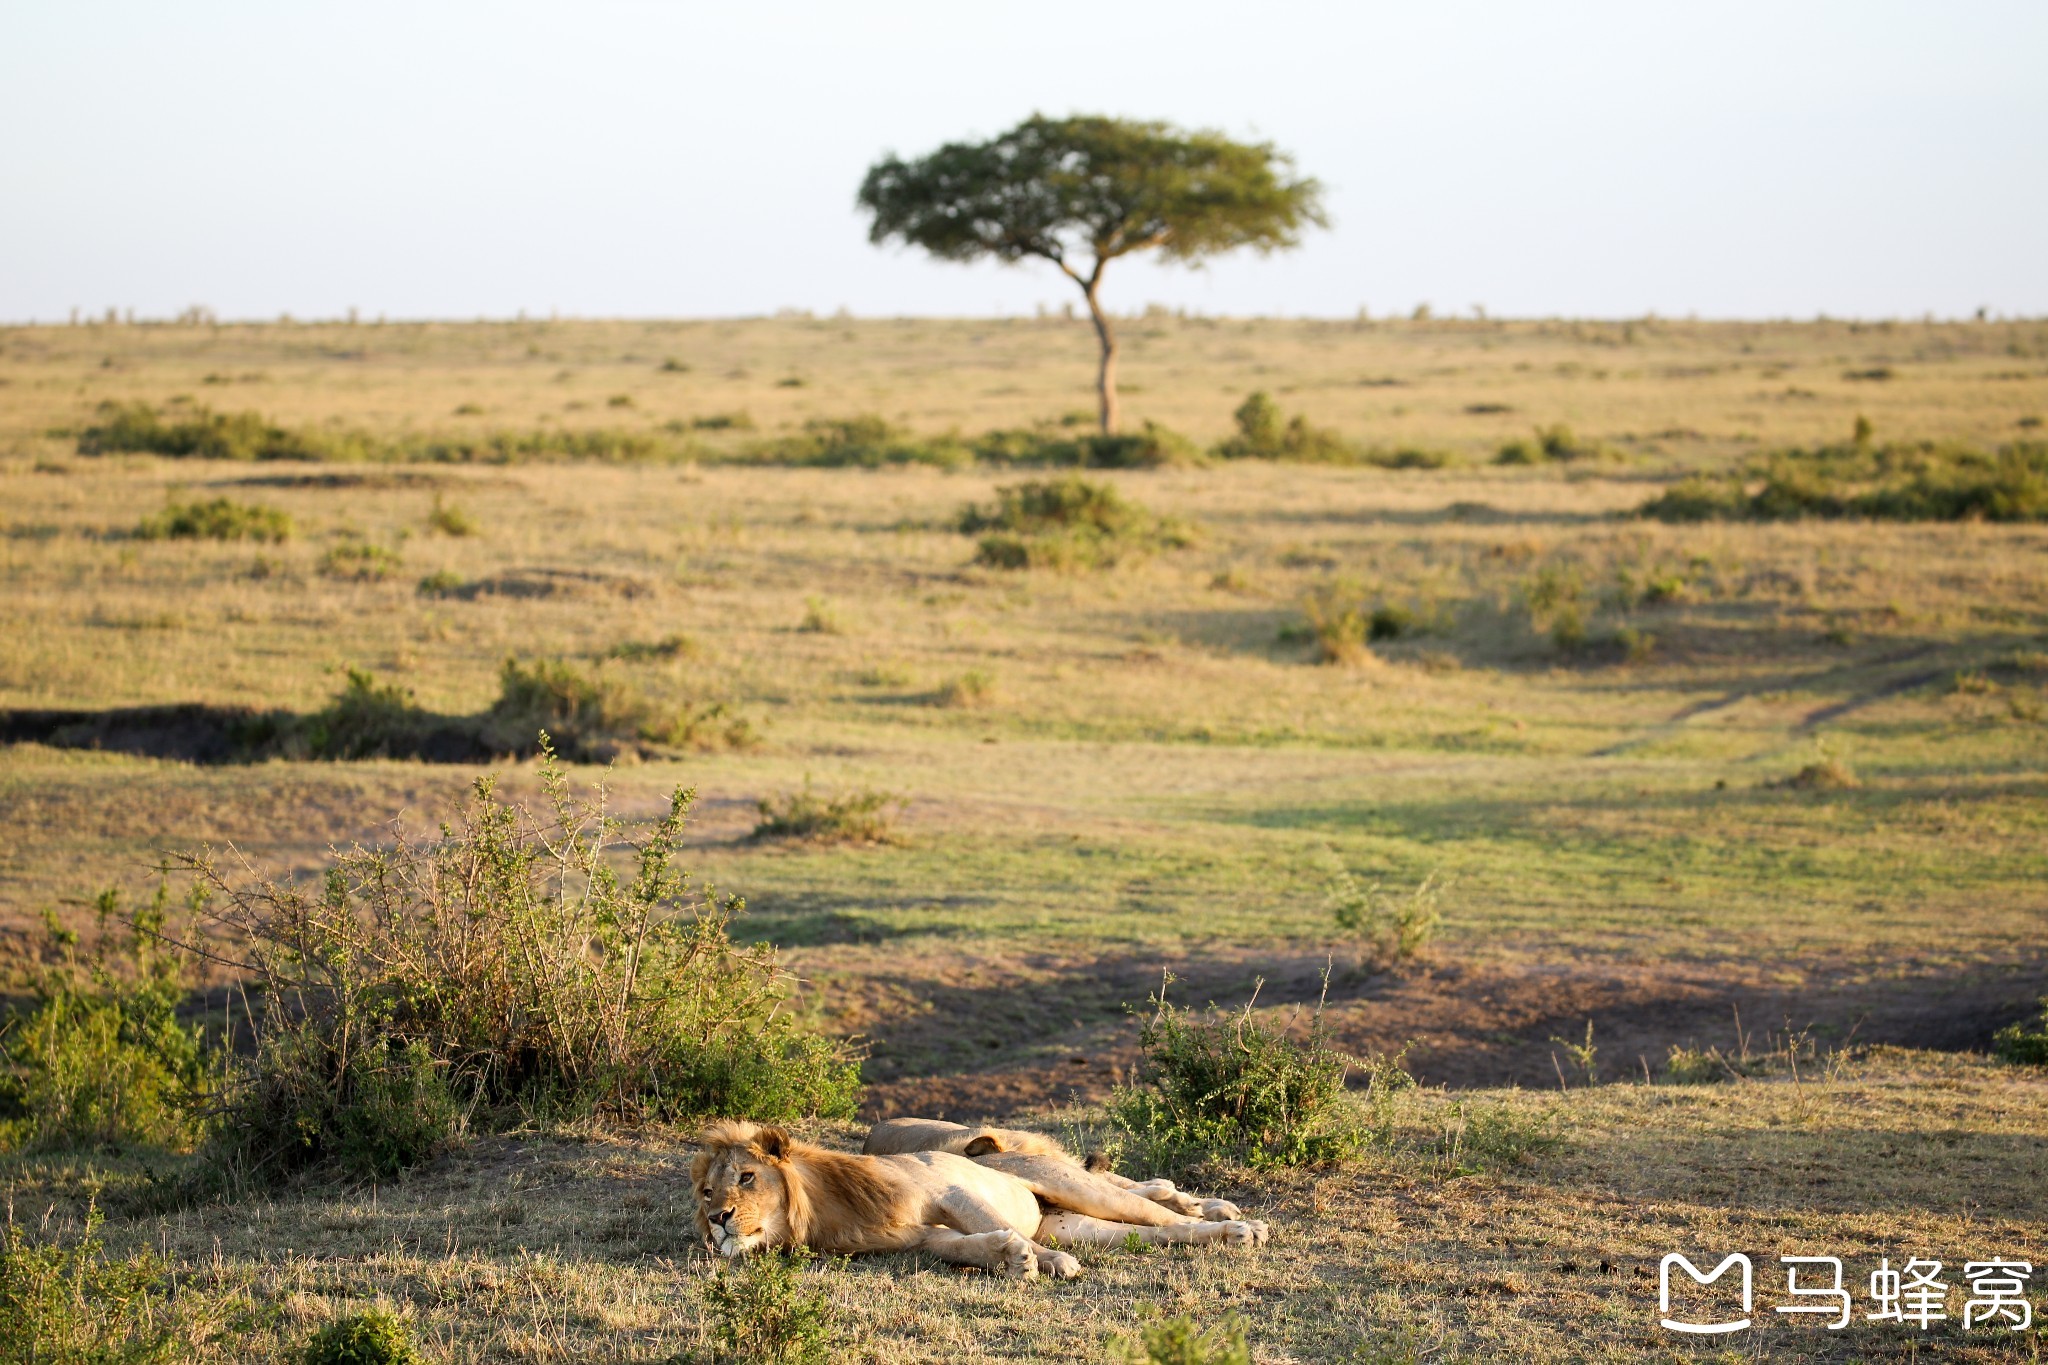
left=860, top=1116, right=1244, bottom=1223
left=691, top=1119, right=1267, bottom=1280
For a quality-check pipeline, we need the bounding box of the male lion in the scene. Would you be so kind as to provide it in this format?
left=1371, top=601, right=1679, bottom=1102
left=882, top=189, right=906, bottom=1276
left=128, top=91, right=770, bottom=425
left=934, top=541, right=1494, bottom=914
left=691, top=1119, right=1267, bottom=1280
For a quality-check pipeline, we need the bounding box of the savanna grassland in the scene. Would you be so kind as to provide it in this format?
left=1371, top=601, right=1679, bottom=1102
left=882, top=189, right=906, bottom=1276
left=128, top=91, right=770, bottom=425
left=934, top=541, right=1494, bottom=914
left=2, top=314, right=2047, bottom=1361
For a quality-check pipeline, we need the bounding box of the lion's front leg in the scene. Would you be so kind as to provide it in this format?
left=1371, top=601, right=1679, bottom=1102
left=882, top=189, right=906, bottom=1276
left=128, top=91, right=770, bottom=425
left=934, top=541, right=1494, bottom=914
left=913, top=1226, right=1043, bottom=1279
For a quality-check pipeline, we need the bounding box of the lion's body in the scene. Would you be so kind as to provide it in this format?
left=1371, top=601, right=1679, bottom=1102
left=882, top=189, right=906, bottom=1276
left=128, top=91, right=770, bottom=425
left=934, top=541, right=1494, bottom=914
left=692, top=1119, right=1266, bottom=1279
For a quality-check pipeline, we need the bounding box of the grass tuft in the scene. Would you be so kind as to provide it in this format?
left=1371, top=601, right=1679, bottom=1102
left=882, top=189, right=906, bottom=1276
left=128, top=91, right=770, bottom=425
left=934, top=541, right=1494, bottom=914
left=302, top=1308, right=423, bottom=1365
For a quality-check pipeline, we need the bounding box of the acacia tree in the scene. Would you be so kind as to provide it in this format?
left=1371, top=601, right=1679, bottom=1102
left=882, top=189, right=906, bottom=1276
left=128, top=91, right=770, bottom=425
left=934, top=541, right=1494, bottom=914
left=858, top=115, right=1326, bottom=435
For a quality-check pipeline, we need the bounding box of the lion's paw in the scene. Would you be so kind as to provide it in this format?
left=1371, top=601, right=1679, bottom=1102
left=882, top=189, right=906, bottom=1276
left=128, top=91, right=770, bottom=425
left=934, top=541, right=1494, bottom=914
left=995, top=1230, right=1037, bottom=1279
left=1040, top=1249, right=1082, bottom=1279
left=1128, top=1179, right=1176, bottom=1200
left=1198, top=1198, right=1242, bottom=1222
left=1216, top=1219, right=1269, bottom=1248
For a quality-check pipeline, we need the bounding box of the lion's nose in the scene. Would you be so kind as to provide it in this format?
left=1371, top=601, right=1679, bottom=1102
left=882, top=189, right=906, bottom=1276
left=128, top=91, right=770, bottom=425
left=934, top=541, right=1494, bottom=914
left=710, top=1206, right=736, bottom=1227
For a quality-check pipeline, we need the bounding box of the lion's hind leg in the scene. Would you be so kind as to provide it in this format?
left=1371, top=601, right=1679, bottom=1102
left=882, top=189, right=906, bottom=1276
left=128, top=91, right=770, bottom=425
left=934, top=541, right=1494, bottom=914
left=1037, top=1209, right=1269, bottom=1250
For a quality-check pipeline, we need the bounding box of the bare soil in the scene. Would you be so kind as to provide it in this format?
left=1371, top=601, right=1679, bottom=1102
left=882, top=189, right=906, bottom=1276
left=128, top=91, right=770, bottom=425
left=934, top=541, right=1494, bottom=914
left=820, top=945, right=2048, bottom=1121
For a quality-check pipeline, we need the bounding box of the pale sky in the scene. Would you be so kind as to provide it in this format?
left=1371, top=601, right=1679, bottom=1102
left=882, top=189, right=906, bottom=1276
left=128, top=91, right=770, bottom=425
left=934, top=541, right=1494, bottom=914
left=3, top=1, right=2044, bottom=322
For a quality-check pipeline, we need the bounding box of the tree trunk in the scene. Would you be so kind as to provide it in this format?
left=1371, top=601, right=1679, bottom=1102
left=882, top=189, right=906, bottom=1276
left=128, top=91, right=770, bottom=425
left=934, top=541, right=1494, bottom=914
left=1083, top=282, right=1118, bottom=435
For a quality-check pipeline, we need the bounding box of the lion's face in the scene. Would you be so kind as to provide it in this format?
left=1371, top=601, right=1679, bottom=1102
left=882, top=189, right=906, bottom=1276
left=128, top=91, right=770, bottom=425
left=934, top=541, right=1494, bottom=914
left=691, top=1126, right=793, bottom=1258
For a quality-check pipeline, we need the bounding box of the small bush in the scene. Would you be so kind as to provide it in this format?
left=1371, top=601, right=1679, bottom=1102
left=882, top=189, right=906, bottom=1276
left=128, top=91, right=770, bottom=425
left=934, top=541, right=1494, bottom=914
left=936, top=668, right=996, bottom=708
left=174, top=752, right=860, bottom=1184
left=138, top=496, right=293, bottom=542
left=302, top=669, right=432, bottom=761
left=1776, top=757, right=1859, bottom=791
left=959, top=475, right=1188, bottom=570
left=753, top=780, right=900, bottom=844
left=303, top=1309, right=423, bottom=1365
left=1214, top=391, right=1352, bottom=462
left=797, top=597, right=843, bottom=635
left=79, top=401, right=376, bottom=461
left=1330, top=870, right=1444, bottom=969
left=0, top=1201, right=184, bottom=1364
left=1120, top=1314, right=1250, bottom=1365
left=1641, top=440, right=2048, bottom=523
left=0, top=887, right=208, bottom=1152
left=642, top=699, right=759, bottom=752
left=1106, top=975, right=1377, bottom=1174
left=426, top=498, right=480, bottom=536
left=1993, top=999, right=2048, bottom=1066
left=1298, top=588, right=1418, bottom=665
left=416, top=569, right=466, bottom=596
left=745, top=415, right=968, bottom=469
left=605, top=634, right=696, bottom=662
left=319, top=541, right=401, bottom=581
left=702, top=1248, right=836, bottom=1365
left=484, top=657, right=653, bottom=761
left=1496, top=423, right=1612, bottom=465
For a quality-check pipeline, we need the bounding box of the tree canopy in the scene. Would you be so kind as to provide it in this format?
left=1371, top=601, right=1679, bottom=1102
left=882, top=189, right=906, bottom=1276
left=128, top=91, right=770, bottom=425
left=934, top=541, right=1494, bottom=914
left=858, top=115, right=1326, bottom=433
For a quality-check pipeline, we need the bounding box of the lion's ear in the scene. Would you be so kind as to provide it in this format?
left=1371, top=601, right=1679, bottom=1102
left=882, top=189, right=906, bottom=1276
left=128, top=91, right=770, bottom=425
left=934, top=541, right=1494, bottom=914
left=754, top=1126, right=791, bottom=1161
left=1083, top=1150, right=1113, bottom=1173
left=962, top=1134, right=1004, bottom=1158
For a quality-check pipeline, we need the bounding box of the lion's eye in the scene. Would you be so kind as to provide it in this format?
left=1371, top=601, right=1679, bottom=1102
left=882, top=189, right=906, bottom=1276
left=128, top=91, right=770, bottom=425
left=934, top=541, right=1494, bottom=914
left=701, top=1187, right=712, bottom=1199
left=738, top=1171, right=755, bottom=1186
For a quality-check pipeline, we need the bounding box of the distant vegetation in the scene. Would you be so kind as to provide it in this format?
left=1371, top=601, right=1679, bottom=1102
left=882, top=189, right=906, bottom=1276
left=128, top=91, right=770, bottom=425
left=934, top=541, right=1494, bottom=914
left=79, top=397, right=1474, bottom=470
left=137, top=495, right=293, bottom=542
left=753, top=780, right=902, bottom=844
left=958, top=474, right=1190, bottom=570
left=1642, top=439, right=2048, bottom=522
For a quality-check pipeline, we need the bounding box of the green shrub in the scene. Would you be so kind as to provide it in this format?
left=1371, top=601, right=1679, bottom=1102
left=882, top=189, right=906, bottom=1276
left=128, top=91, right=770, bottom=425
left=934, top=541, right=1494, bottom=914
left=753, top=780, right=900, bottom=844
left=1106, top=975, right=1377, bottom=1174
left=302, top=1309, right=422, bottom=1365
left=174, top=752, right=859, bottom=1184
left=138, top=496, right=293, bottom=542
left=743, top=415, right=968, bottom=469
left=1641, top=440, right=2048, bottom=523
left=1330, top=870, right=1444, bottom=968
left=1214, top=391, right=1352, bottom=462
left=702, top=1249, right=836, bottom=1365
left=935, top=669, right=997, bottom=707
left=0, top=887, right=208, bottom=1153
left=1300, top=592, right=1373, bottom=666
left=797, top=597, right=843, bottom=634
left=605, top=634, right=696, bottom=662
left=318, top=541, right=401, bottom=581
left=484, top=657, right=653, bottom=761
left=641, top=699, right=759, bottom=752
left=416, top=569, right=466, bottom=596
left=0, top=1201, right=183, bottom=1364
left=426, top=497, right=480, bottom=536
left=1120, top=1314, right=1250, bottom=1365
left=301, top=670, right=433, bottom=760
left=1496, top=424, right=1612, bottom=465
left=959, top=475, right=1188, bottom=570
left=79, top=401, right=375, bottom=461
left=1993, top=999, right=2048, bottom=1066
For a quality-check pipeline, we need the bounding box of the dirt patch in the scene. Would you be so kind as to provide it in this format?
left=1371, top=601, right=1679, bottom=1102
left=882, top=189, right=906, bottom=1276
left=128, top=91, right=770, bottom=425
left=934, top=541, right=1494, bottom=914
left=812, top=945, right=2048, bottom=1123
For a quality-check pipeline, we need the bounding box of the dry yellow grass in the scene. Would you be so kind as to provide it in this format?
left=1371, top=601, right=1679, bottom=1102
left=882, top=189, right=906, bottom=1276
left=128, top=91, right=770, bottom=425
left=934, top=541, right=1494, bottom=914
left=1, top=318, right=2045, bottom=1360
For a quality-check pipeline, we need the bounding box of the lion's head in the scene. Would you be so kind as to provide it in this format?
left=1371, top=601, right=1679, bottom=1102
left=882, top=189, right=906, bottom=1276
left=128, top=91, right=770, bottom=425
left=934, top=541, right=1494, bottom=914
left=691, top=1120, right=802, bottom=1258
